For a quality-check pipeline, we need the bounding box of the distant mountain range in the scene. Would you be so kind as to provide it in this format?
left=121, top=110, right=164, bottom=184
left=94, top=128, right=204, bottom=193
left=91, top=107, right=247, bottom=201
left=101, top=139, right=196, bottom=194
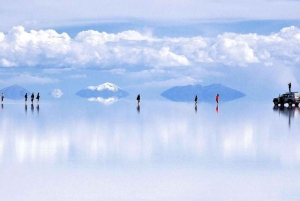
left=76, top=82, right=129, bottom=102
left=161, top=84, right=245, bottom=102
left=0, top=85, right=31, bottom=100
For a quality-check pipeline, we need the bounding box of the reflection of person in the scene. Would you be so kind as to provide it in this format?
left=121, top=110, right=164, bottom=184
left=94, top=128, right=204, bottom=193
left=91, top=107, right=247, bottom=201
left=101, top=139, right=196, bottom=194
left=137, top=105, right=140, bottom=113
left=36, top=92, right=40, bottom=103
left=136, top=94, right=140, bottom=106
left=25, top=93, right=28, bottom=104
left=195, top=95, right=198, bottom=106
left=288, top=82, right=291, bottom=92
left=31, top=93, right=34, bottom=104
left=1, top=93, right=4, bottom=102
left=216, top=94, right=219, bottom=104
left=216, top=105, right=219, bottom=115
left=31, top=103, right=34, bottom=112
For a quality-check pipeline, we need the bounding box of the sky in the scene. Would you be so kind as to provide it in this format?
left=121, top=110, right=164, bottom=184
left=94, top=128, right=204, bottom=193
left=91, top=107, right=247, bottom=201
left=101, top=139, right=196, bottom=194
left=1, top=0, right=300, bottom=101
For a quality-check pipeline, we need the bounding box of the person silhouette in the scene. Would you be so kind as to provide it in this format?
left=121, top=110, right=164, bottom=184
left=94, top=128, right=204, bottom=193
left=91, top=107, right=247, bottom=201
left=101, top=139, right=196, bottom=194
left=137, top=94, right=140, bottom=106
left=288, top=82, right=291, bottom=92
left=25, top=93, right=28, bottom=104
left=216, top=94, right=219, bottom=104
left=31, top=93, right=34, bottom=104
left=1, top=93, right=4, bottom=103
left=36, top=92, right=40, bottom=104
left=195, top=95, right=198, bottom=106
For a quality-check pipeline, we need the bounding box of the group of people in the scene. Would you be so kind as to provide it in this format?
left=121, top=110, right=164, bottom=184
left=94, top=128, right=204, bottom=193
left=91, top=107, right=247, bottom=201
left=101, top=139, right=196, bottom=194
left=0, top=92, right=40, bottom=104
left=25, top=92, right=40, bottom=104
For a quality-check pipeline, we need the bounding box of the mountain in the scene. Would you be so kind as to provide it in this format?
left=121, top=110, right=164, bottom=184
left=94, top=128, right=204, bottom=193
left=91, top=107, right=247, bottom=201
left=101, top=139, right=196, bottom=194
left=161, top=84, right=245, bottom=102
left=0, top=84, right=31, bottom=100
left=76, top=82, right=129, bottom=101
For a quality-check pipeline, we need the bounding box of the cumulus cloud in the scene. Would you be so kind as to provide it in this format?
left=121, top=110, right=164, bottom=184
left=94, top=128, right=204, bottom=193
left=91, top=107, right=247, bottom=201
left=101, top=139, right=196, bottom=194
left=51, top=89, right=63, bottom=98
left=1, top=26, right=300, bottom=69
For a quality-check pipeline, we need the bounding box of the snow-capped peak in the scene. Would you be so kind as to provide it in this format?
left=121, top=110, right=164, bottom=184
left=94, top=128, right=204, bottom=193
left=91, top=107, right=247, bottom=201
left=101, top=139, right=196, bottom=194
left=87, top=82, right=120, bottom=92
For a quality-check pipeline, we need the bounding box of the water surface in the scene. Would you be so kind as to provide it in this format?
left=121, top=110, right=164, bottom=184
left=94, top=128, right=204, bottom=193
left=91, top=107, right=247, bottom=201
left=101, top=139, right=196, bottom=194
left=0, top=99, right=299, bottom=201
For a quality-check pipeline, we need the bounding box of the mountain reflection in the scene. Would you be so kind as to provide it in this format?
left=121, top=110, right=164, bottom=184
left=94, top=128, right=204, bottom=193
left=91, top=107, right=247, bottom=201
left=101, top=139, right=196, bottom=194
left=87, top=97, right=119, bottom=104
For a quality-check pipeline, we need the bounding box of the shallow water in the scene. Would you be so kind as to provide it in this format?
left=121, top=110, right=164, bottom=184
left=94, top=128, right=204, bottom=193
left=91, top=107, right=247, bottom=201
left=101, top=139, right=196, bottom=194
left=0, top=99, right=300, bottom=201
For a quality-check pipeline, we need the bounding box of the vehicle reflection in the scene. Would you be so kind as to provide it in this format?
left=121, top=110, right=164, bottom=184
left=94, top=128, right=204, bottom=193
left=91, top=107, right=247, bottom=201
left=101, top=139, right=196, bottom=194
left=273, top=105, right=300, bottom=127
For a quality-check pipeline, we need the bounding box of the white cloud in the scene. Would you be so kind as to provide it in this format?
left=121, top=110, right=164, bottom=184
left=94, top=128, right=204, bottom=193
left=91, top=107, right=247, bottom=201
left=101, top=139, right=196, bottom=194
left=143, top=76, right=202, bottom=87
left=43, top=68, right=72, bottom=74
left=51, top=89, right=63, bottom=98
left=1, top=26, right=300, bottom=70
left=68, top=74, right=86, bottom=79
left=0, top=59, right=17, bottom=67
left=1, top=0, right=300, bottom=30
left=6, top=73, right=59, bottom=84
left=105, top=68, right=126, bottom=74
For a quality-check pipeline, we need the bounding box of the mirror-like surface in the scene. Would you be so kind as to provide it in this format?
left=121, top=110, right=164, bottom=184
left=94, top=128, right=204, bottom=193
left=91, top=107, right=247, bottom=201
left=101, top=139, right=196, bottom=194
left=0, top=100, right=300, bottom=201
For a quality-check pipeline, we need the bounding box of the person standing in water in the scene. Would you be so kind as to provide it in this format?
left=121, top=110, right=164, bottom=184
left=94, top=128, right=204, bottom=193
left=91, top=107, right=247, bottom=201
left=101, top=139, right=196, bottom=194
left=288, top=82, right=291, bottom=92
left=137, top=94, right=140, bottom=106
left=1, top=93, right=4, bottom=103
left=36, top=92, right=40, bottom=104
left=216, top=94, right=219, bottom=104
left=31, top=93, right=34, bottom=104
left=195, top=95, right=198, bottom=106
left=24, top=93, right=28, bottom=104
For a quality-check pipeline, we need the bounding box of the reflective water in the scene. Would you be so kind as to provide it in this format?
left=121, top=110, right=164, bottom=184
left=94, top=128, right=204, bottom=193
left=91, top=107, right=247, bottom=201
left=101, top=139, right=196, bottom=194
left=0, top=99, right=300, bottom=201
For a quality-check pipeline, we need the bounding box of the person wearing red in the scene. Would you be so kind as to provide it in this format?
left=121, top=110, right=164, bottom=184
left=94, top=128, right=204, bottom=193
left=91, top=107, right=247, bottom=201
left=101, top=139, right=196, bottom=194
left=216, top=94, right=219, bottom=104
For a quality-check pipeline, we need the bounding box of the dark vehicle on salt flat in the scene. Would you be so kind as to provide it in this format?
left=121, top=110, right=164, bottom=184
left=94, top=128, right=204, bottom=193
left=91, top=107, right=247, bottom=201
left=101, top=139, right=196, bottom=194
left=273, top=92, right=300, bottom=107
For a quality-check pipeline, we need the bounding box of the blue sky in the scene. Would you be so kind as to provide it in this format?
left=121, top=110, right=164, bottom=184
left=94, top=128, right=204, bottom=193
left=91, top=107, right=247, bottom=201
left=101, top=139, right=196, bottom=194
left=1, top=0, right=300, bottom=100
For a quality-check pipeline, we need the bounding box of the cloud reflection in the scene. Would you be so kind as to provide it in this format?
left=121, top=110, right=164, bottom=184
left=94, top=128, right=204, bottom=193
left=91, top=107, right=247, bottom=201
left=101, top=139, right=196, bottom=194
left=0, top=102, right=299, bottom=167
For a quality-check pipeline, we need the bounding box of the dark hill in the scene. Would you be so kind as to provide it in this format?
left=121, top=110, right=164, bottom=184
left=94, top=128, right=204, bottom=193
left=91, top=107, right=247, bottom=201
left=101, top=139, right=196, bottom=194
left=0, top=85, right=31, bottom=100
left=161, top=84, right=245, bottom=102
